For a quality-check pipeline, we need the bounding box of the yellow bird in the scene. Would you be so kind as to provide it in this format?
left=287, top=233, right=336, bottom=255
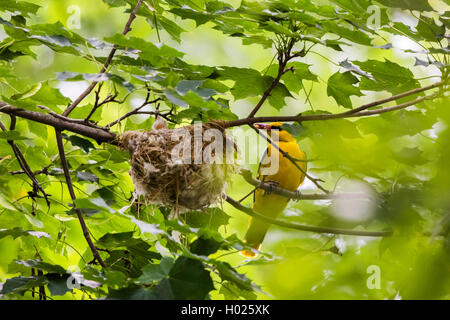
left=241, top=122, right=307, bottom=258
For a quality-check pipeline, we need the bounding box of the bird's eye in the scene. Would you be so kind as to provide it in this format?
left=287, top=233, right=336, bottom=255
left=270, top=125, right=281, bottom=130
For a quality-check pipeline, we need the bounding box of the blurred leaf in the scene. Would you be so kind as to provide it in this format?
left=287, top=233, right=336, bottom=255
left=376, top=0, right=434, bottom=11
left=0, top=131, right=28, bottom=140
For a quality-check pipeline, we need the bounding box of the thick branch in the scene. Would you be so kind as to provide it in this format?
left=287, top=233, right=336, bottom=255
left=225, top=195, right=392, bottom=237
left=0, top=101, right=116, bottom=144
left=55, top=129, right=106, bottom=267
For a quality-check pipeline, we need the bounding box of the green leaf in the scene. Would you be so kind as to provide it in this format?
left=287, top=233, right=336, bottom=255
left=102, top=0, right=127, bottom=7
left=327, top=71, right=362, bottom=109
left=11, top=83, right=42, bottom=100
left=46, top=274, right=72, bottom=296
left=185, top=207, right=230, bottom=231
left=104, top=34, right=184, bottom=67
left=215, top=261, right=262, bottom=292
left=416, top=15, right=445, bottom=42
left=354, top=59, right=419, bottom=94
left=107, top=285, right=157, bottom=299
left=190, top=237, right=222, bottom=256
left=376, top=0, right=434, bottom=11
left=0, top=228, right=51, bottom=240
left=97, top=231, right=134, bottom=247
left=63, top=134, right=96, bottom=153
left=137, top=257, right=174, bottom=284
left=0, top=1, right=40, bottom=17
left=322, top=21, right=372, bottom=46
left=265, top=62, right=317, bottom=94
left=152, top=257, right=214, bottom=299
left=9, top=82, right=70, bottom=111
left=147, top=15, right=186, bottom=43
left=216, top=66, right=291, bottom=107
left=69, top=197, right=114, bottom=216
left=391, top=147, right=428, bottom=166
left=216, top=67, right=264, bottom=100
left=0, top=276, right=47, bottom=295
left=170, top=7, right=212, bottom=26
left=219, top=281, right=257, bottom=300
left=76, top=171, right=99, bottom=183
left=14, top=259, right=67, bottom=274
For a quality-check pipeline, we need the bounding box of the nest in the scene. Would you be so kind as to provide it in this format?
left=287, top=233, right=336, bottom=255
left=119, top=120, right=237, bottom=213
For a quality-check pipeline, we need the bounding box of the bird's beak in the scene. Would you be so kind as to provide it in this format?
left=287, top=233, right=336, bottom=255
left=254, top=123, right=271, bottom=130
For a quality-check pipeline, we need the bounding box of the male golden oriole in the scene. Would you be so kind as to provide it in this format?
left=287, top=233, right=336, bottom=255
left=241, top=122, right=307, bottom=258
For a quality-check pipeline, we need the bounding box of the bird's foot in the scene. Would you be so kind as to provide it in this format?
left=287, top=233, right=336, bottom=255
left=293, top=190, right=302, bottom=201
left=263, top=180, right=279, bottom=195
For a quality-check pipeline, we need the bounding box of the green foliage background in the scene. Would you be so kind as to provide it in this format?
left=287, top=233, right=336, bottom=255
left=0, top=0, right=449, bottom=300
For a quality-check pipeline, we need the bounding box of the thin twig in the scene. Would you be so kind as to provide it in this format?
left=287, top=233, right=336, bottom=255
left=224, top=83, right=446, bottom=128
left=225, top=195, right=392, bottom=237
left=106, top=97, right=164, bottom=128
left=0, top=118, right=50, bottom=206
left=85, top=84, right=119, bottom=122
left=10, top=164, right=52, bottom=176
left=247, top=40, right=296, bottom=118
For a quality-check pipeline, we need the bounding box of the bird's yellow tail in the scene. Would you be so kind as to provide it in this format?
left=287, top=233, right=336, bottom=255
left=240, top=218, right=271, bottom=258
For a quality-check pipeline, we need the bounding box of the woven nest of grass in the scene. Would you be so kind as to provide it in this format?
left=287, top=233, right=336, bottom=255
left=118, top=120, right=237, bottom=212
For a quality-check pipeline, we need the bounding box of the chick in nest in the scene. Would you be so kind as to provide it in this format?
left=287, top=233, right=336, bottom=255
left=119, top=117, right=237, bottom=213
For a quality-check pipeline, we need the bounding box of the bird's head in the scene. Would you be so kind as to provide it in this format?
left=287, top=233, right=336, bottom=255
left=254, top=122, right=297, bottom=142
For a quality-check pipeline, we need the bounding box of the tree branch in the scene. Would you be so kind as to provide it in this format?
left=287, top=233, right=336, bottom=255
left=62, top=0, right=144, bottom=117
left=0, top=101, right=116, bottom=144
left=225, top=195, right=392, bottom=237
left=0, top=118, right=50, bottom=206
left=85, top=84, right=119, bottom=122
left=224, top=82, right=446, bottom=128
left=0, top=82, right=446, bottom=146
left=106, top=97, right=163, bottom=128
left=247, top=40, right=298, bottom=119
left=240, top=169, right=371, bottom=200
left=55, top=129, right=106, bottom=267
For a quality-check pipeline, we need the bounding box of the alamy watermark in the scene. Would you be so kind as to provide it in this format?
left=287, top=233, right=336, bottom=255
left=67, top=5, right=81, bottom=29
left=366, top=265, right=381, bottom=289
